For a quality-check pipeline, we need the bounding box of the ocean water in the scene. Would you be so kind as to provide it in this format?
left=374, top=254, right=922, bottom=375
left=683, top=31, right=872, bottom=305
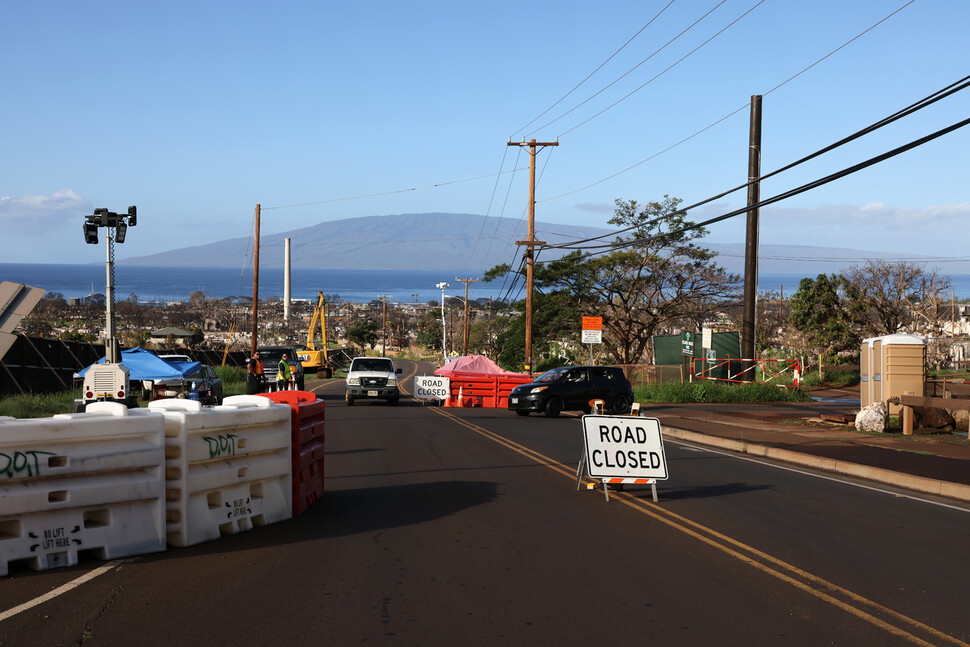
left=2, top=264, right=969, bottom=304
left=0, top=264, right=508, bottom=304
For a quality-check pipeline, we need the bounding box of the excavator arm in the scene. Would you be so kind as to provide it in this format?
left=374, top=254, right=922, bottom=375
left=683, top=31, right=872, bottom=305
left=307, top=291, right=324, bottom=351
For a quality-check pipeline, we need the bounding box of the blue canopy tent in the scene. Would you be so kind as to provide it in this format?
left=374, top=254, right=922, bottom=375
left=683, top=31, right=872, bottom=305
left=77, top=347, right=200, bottom=380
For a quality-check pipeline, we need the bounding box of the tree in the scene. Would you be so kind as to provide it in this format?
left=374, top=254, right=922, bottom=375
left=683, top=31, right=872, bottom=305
left=520, top=196, right=739, bottom=364
left=348, top=319, right=379, bottom=350
left=416, top=310, right=443, bottom=350
left=492, top=291, right=577, bottom=371
left=845, top=259, right=952, bottom=337
left=787, top=274, right=862, bottom=361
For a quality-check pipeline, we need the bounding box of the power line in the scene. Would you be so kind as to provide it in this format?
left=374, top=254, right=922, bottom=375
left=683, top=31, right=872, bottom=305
left=260, top=167, right=528, bottom=211
left=514, top=0, right=680, bottom=137
left=714, top=252, right=970, bottom=264
left=542, top=73, right=970, bottom=251
left=463, top=146, right=513, bottom=271
left=555, top=0, right=764, bottom=138
left=549, top=114, right=970, bottom=260
left=540, top=0, right=918, bottom=202
left=530, top=0, right=729, bottom=136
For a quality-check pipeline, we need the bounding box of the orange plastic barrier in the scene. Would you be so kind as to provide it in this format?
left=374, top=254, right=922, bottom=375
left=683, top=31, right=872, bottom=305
left=442, top=373, right=532, bottom=408
left=259, top=391, right=325, bottom=516
left=496, top=375, right=532, bottom=408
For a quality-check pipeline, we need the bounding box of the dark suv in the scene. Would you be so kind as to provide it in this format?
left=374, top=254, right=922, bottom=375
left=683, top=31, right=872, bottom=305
left=257, top=345, right=306, bottom=390
left=507, top=366, right=634, bottom=418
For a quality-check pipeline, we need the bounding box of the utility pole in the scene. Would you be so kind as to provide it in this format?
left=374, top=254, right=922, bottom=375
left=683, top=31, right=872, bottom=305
left=251, top=204, right=260, bottom=357
left=507, top=138, right=558, bottom=375
left=380, top=294, right=387, bottom=356
left=741, top=96, right=762, bottom=380
left=455, top=277, right=478, bottom=356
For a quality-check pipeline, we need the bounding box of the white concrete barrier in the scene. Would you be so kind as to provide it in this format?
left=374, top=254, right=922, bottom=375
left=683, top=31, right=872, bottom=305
left=151, top=396, right=293, bottom=547
left=0, top=404, right=166, bottom=576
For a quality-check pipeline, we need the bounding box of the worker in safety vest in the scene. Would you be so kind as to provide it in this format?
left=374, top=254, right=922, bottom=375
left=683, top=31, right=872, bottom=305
left=277, top=353, right=293, bottom=391
left=246, top=353, right=264, bottom=394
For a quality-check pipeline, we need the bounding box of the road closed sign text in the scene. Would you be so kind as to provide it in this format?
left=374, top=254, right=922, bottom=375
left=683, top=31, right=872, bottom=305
left=414, top=375, right=450, bottom=401
left=582, top=415, right=668, bottom=480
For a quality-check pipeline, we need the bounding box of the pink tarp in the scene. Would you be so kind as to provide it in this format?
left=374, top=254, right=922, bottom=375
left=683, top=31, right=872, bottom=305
left=433, top=355, right=531, bottom=408
left=434, top=355, right=529, bottom=378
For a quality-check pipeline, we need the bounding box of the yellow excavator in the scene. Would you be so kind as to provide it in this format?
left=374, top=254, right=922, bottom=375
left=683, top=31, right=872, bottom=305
left=297, top=291, right=330, bottom=377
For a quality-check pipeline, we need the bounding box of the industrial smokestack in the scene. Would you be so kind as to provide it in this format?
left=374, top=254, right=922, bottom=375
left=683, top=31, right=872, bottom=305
left=284, top=237, right=291, bottom=321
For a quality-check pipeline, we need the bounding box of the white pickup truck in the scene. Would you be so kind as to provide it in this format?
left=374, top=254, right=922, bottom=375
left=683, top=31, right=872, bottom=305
left=345, top=356, right=402, bottom=406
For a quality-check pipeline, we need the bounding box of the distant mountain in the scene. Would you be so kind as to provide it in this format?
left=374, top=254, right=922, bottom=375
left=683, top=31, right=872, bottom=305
left=120, top=213, right=613, bottom=270
left=120, top=212, right=970, bottom=274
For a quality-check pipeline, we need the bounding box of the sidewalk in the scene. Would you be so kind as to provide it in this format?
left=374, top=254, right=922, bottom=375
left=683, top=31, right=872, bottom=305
left=645, top=388, right=970, bottom=502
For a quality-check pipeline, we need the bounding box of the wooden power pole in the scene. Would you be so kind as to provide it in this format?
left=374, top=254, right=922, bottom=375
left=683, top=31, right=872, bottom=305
left=250, top=204, right=260, bottom=356
left=741, top=96, right=762, bottom=380
left=380, top=294, right=387, bottom=356
left=455, top=277, right=478, bottom=355
left=507, top=138, right=558, bottom=375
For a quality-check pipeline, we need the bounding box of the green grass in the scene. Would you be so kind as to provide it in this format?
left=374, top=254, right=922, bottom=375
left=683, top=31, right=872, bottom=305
left=800, top=370, right=861, bottom=388
left=214, top=364, right=246, bottom=397
left=0, top=391, right=77, bottom=418
left=634, top=380, right=814, bottom=404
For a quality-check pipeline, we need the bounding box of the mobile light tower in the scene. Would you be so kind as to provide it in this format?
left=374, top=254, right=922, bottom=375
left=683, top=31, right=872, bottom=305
left=83, top=206, right=137, bottom=363
left=436, top=282, right=449, bottom=365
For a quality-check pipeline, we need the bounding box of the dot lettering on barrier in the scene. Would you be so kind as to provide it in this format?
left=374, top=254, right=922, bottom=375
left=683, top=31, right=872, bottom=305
left=0, top=450, right=58, bottom=479
left=202, top=434, right=239, bottom=459
left=582, top=415, right=668, bottom=480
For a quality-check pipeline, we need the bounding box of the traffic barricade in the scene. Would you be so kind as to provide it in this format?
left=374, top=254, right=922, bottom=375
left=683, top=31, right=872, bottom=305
left=442, top=374, right=493, bottom=407
left=258, top=391, right=326, bottom=517
left=0, top=402, right=166, bottom=576
left=150, top=395, right=293, bottom=547
left=496, top=375, right=532, bottom=408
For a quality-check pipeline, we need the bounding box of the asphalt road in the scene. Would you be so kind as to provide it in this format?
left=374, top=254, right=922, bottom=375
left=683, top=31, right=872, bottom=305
left=2, top=359, right=969, bottom=646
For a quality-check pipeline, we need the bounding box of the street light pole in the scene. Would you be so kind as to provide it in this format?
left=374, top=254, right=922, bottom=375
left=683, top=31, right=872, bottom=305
left=83, top=206, right=136, bottom=363
left=436, top=282, right=449, bottom=365
left=104, top=225, right=117, bottom=362
left=444, top=294, right=470, bottom=356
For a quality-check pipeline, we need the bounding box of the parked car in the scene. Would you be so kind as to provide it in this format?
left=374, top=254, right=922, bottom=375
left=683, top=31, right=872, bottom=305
left=257, top=345, right=306, bottom=390
left=153, top=363, right=223, bottom=405
left=507, top=366, right=634, bottom=418
left=159, top=354, right=192, bottom=363
left=345, top=356, right=402, bottom=405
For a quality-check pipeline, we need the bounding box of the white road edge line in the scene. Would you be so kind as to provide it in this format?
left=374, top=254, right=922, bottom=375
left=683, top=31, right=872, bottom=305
left=0, top=560, right=123, bottom=623
left=666, top=438, right=970, bottom=514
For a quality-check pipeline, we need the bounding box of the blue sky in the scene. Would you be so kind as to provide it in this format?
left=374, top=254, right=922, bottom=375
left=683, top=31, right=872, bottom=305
left=2, top=0, right=968, bottom=269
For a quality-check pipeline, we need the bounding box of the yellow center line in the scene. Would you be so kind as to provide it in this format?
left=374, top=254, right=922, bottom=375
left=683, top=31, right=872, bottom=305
left=427, top=405, right=967, bottom=647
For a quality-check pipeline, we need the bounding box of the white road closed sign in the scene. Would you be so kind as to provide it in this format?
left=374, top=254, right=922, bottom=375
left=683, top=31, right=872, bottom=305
left=414, top=375, right=450, bottom=401
left=582, top=415, right=668, bottom=480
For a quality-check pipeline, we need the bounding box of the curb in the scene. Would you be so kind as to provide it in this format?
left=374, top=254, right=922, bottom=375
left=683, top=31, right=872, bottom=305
left=661, top=425, right=970, bottom=504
